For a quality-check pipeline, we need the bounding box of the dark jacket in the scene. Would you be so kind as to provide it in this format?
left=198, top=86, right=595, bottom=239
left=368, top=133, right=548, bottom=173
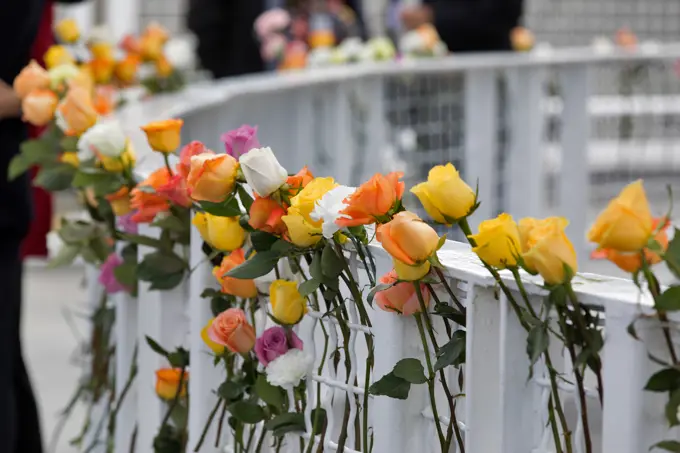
left=424, top=0, right=523, bottom=52
left=0, top=0, right=45, bottom=241
left=187, top=0, right=266, bottom=78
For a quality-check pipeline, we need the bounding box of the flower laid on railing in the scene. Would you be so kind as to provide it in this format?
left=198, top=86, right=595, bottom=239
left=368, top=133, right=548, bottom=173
left=510, top=26, right=536, bottom=52
left=399, top=24, right=448, bottom=59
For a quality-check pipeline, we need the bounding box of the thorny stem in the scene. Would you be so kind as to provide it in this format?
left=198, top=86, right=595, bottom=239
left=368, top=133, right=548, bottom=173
left=433, top=267, right=466, bottom=313
left=641, top=258, right=679, bottom=364
left=255, top=427, right=267, bottom=453
left=426, top=283, right=454, bottom=338
left=193, top=398, right=222, bottom=452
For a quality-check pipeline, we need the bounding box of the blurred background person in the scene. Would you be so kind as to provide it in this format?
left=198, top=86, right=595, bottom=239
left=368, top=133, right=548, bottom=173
left=400, top=0, right=523, bottom=52
left=0, top=0, right=48, bottom=451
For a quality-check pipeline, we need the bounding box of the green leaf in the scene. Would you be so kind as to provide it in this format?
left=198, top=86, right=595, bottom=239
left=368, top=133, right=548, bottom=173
left=255, top=374, right=285, bottom=411
left=298, top=278, right=321, bottom=297
left=199, top=196, right=242, bottom=217
left=265, top=412, right=306, bottom=437
left=237, top=184, right=254, bottom=212
left=60, top=135, right=80, bottom=152
left=145, top=336, right=169, bottom=358
left=34, top=164, right=76, bottom=191
left=22, top=139, right=59, bottom=163
left=201, top=288, right=222, bottom=298
left=113, top=262, right=137, bottom=289
left=121, top=243, right=137, bottom=263
left=152, top=215, right=189, bottom=234
left=666, top=229, right=680, bottom=279
left=48, top=244, right=81, bottom=268
left=309, top=251, right=323, bottom=281
left=309, top=408, right=327, bottom=435
left=117, top=232, right=166, bottom=250
left=657, top=286, right=680, bottom=312
left=251, top=231, right=279, bottom=252
left=368, top=371, right=411, bottom=400
left=321, top=243, right=344, bottom=279
left=526, top=324, right=550, bottom=367
left=432, top=304, right=466, bottom=327
left=137, top=251, right=186, bottom=290
left=58, top=220, right=97, bottom=243
left=666, top=389, right=680, bottom=426
left=228, top=401, right=265, bottom=424
left=434, top=330, right=466, bottom=371
left=167, top=348, right=190, bottom=368
left=393, top=358, right=427, bottom=384
left=218, top=381, right=245, bottom=402
left=651, top=440, right=680, bottom=452
left=226, top=250, right=280, bottom=279
left=367, top=282, right=393, bottom=306
left=7, top=154, right=32, bottom=180
left=645, top=368, right=680, bottom=392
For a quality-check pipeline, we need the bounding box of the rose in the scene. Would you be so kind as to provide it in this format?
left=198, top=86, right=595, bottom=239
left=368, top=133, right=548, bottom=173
left=21, top=90, right=58, bottom=126
left=54, top=18, right=80, bottom=43
left=375, top=269, right=430, bottom=316
left=178, top=141, right=210, bottom=179
left=13, top=60, right=50, bottom=99
left=78, top=121, right=127, bottom=160
left=59, top=152, right=80, bottom=167
left=58, top=86, right=98, bottom=136
left=186, top=153, right=239, bottom=202
left=98, top=253, right=129, bottom=294
left=469, top=213, right=521, bottom=269
left=239, top=147, right=288, bottom=197
left=106, top=187, right=132, bottom=216
left=99, top=143, right=136, bottom=173
left=520, top=217, right=578, bottom=285
left=93, top=86, right=114, bottom=115
left=281, top=177, right=337, bottom=247
left=88, top=41, right=115, bottom=60
left=44, top=45, right=75, bottom=69
left=410, top=163, right=476, bottom=224
left=156, top=174, right=192, bottom=207
left=208, top=308, right=256, bottom=354
left=193, top=212, right=245, bottom=252
left=285, top=166, right=314, bottom=196
left=130, top=168, right=172, bottom=223
left=376, top=211, right=440, bottom=280
left=117, top=213, right=138, bottom=234
left=88, top=57, right=116, bottom=84
left=255, top=326, right=303, bottom=367
left=155, top=55, right=173, bottom=78
left=310, top=185, right=355, bottom=239
left=212, top=249, right=258, bottom=298
left=48, top=64, right=81, bottom=91
left=114, top=55, right=140, bottom=84
left=155, top=368, right=189, bottom=400
left=201, top=319, right=225, bottom=355
left=336, top=172, right=404, bottom=227
left=221, top=125, right=260, bottom=158
left=270, top=280, right=307, bottom=325
left=140, top=35, right=164, bottom=61
left=261, top=34, right=287, bottom=62
left=254, top=8, right=291, bottom=39
left=511, top=27, right=535, bottom=52
left=587, top=180, right=653, bottom=252
left=144, top=22, right=170, bottom=43
left=140, top=119, right=183, bottom=153
left=249, top=197, right=287, bottom=235
left=120, top=34, right=142, bottom=54
left=265, top=349, right=313, bottom=389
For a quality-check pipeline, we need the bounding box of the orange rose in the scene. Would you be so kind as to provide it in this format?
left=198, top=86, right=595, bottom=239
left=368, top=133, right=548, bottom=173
left=155, top=55, right=173, bottom=78
left=130, top=168, right=172, bottom=223
left=207, top=308, right=256, bottom=354
left=106, top=187, right=132, bottom=216
left=155, top=368, right=188, bottom=400
left=178, top=141, right=210, bottom=179
left=13, top=60, right=50, bottom=99
left=58, top=86, right=98, bottom=135
left=213, top=249, right=258, bottom=298
left=616, top=28, right=637, bottom=50
left=114, top=55, right=140, bottom=84
left=140, top=119, right=183, bottom=153
left=89, top=42, right=115, bottom=61
left=93, top=86, right=115, bottom=116
left=89, top=57, right=115, bottom=84
left=286, top=166, right=314, bottom=196
left=591, top=217, right=669, bottom=273
left=249, top=197, right=287, bottom=235
left=375, top=269, right=430, bottom=316
left=156, top=174, right=192, bottom=207
left=186, top=153, right=239, bottom=202
left=140, top=35, right=164, bottom=61
left=337, top=171, right=404, bottom=227
left=144, top=22, right=170, bottom=43
left=22, top=89, right=58, bottom=126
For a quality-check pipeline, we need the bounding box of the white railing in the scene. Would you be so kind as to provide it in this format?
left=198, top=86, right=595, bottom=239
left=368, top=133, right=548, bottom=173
left=103, top=45, right=680, bottom=453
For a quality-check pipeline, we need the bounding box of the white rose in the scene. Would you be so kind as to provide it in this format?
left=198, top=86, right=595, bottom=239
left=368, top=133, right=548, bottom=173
left=339, top=37, right=364, bottom=62
left=310, top=185, right=355, bottom=239
left=307, top=47, right=333, bottom=67
left=239, top=147, right=288, bottom=197
left=48, top=64, right=80, bottom=90
left=78, top=121, right=127, bottom=160
left=369, top=37, right=396, bottom=61
left=265, top=349, right=313, bottom=389
left=399, top=31, right=424, bottom=55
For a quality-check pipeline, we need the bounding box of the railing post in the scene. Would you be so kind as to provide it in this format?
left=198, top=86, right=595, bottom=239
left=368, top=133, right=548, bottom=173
left=187, top=223, right=224, bottom=453
left=104, top=0, right=139, bottom=40
left=135, top=223, right=189, bottom=452
left=558, top=64, right=590, bottom=262
left=362, top=76, right=387, bottom=185
left=504, top=66, right=546, bottom=220
left=463, top=68, right=498, bottom=230
left=54, top=1, right=96, bottom=35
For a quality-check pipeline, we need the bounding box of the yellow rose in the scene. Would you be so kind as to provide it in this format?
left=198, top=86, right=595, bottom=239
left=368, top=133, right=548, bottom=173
left=100, top=144, right=137, bottom=173
left=105, top=187, right=132, bottom=216
left=587, top=180, right=653, bottom=252
left=192, top=212, right=245, bottom=252
left=140, top=119, right=183, bottom=153
left=201, top=319, right=225, bottom=355
left=155, top=55, right=173, bottom=78
left=376, top=211, right=440, bottom=270
left=89, top=57, right=116, bottom=84
left=89, top=42, right=114, bottom=61
left=54, top=18, right=80, bottom=44
left=281, top=177, right=337, bottom=247
left=522, top=217, right=577, bottom=285
left=60, top=152, right=80, bottom=167
left=140, top=35, right=165, bottom=62
left=44, top=45, right=75, bottom=69
left=468, top=213, right=521, bottom=269
left=410, top=163, right=476, bottom=224
left=270, top=280, right=307, bottom=325
left=393, top=259, right=431, bottom=281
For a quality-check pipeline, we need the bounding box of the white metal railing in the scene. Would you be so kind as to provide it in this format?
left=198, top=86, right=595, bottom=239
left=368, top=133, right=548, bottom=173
left=102, top=45, right=680, bottom=453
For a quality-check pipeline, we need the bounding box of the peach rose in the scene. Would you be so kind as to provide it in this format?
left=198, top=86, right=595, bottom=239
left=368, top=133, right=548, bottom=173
left=249, top=197, right=287, bottom=235
left=213, top=249, right=258, bottom=299
left=156, top=174, right=192, bottom=207
left=140, top=119, right=183, bottom=153
left=130, top=168, right=172, bottom=223
left=93, top=86, right=115, bottom=116
left=208, top=308, right=256, bottom=354
left=22, top=89, right=58, bottom=126
left=13, top=60, right=50, bottom=99
left=106, top=187, right=132, bottom=216
left=178, top=141, right=211, bottom=179
left=375, top=269, right=430, bottom=316
left=337, top=171, right=404, bottom=227
left=58, top=86, right=98, bottom=135
left=186, top=153, right=239, bottom=202
left=155, top=368, right=188, bottom=400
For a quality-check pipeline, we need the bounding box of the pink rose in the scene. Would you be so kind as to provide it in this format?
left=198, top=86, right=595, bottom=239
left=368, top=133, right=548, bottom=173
left=261, top=34, right=287, bottom=62
left=254, top=8, right=291, bottom=40
left=374, top=269, right=430, bottom=316
left=156, top=174, right=192, bottom=207
left=178, top=141, right=212, bottom=179
left=254, top=326, right=303, bottom=367
left=99, top=253, right=129, bottom=294
left=220, top=125, right=260, bottom=159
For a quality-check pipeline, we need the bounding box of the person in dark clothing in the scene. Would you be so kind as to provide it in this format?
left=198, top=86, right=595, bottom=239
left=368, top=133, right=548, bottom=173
left=0, top=0, right=47, bottom=452
left=401, top=0, right=523, bottom=52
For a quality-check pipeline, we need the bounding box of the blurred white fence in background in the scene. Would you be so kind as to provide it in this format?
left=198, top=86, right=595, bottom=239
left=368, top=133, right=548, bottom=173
left=99, top=45, right=680, bottom=453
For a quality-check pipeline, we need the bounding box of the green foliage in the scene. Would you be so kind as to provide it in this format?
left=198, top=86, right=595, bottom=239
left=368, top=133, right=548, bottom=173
left=198, top=196, right=242, bottom=217
left=434, top=330, right=466, bottom=371
left=137, top=251, right=186, bottom=290
left=265, top=412, right=306, bottom=437
left=34, top=163, right=77, bottom=191
left=228, top=401, right=265, bottom=424
left=225, top=250, right=280, bottom=279
left=368, top=371, right=411, bottom=400
left=255, top=374, right=285, bottom=412
left=656, top=286, right=680, bottom=311
left=645, top=368, right=680, bottom=392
